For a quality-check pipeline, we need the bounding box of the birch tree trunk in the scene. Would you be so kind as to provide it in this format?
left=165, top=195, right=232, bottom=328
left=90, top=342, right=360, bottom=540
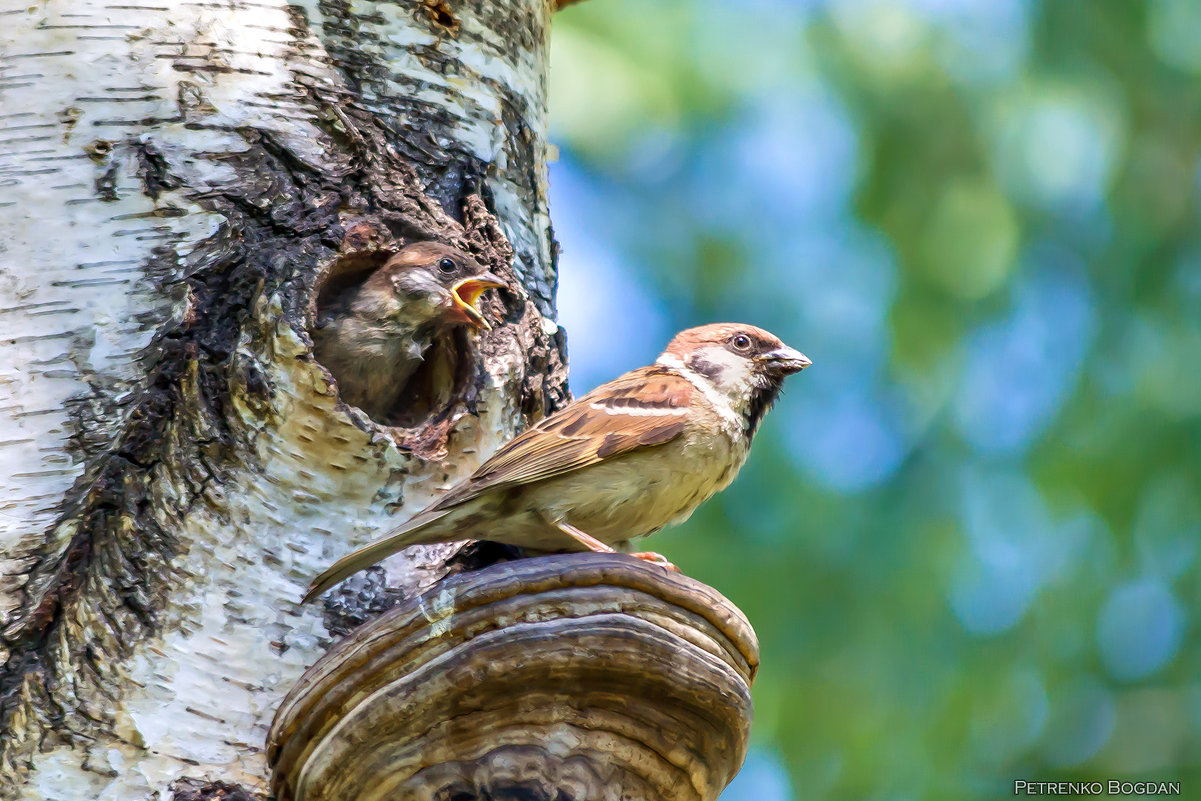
left=0, top=2, right=569, bottom=798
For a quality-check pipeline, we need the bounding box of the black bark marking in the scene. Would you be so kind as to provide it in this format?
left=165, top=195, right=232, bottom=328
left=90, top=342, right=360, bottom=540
left=136, top=140, right=183, bottom=200
left=320, top=566, right=405, bottom=638
left=170, top=778, right=264, bottom=801
left=94, top=161, right=119, bottom=201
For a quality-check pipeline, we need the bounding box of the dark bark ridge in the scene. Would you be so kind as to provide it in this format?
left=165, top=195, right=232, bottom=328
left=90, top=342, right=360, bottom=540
left=169, top=778, right=263, bottom=801
left=0, top=3, right=567, bottom=793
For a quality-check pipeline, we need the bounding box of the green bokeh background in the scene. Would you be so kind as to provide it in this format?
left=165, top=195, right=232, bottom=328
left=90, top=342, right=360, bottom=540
left=547, top=1, right=1201, bottom=799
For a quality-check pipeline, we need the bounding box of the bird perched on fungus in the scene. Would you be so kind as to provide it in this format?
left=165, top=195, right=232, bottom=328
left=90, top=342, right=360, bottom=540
left=311, top=242, right=505, bottom=421
left=305, top=323, right=810, bottom=601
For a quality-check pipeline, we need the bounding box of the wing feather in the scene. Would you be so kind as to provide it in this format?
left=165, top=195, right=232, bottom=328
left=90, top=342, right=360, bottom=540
left=304, top=366, right=692, bottom=602
left=436, top=366, right=691, bottom=508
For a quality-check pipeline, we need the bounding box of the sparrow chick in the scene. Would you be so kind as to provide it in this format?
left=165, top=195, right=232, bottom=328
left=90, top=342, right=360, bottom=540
left=305, top=323, right=811, bottom=601
left=312, top=242, right=505, bottom=421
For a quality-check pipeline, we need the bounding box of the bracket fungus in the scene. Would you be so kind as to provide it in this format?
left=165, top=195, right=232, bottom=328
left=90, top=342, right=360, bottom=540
left=268, top=554, right=759, bottom=801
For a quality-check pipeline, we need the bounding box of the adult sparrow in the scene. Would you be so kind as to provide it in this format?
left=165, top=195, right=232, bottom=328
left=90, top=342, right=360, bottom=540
left=305, top=323, right=810, bottom=601
left=312, top=242, right=505, bottom=420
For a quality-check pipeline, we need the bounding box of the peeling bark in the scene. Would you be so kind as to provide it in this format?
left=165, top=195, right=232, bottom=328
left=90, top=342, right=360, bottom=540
left=169, top=778, right=262, bottom=801
left=0, top=1, right=565, bottom=798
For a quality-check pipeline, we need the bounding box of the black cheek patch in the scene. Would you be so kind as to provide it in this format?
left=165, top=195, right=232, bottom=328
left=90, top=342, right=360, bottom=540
left=687, top=354, right=723, bottom=382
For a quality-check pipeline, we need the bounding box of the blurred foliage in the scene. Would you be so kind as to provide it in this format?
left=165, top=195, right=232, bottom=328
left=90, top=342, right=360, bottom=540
left=547, top=1, right=1201, bottom=799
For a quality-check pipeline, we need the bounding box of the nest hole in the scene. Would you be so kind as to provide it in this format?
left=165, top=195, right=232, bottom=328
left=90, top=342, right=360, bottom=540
left=310, top=250, right=476, bottom=435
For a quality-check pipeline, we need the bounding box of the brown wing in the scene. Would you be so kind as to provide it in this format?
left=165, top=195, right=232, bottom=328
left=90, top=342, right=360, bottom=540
left=435, top=365, right=692, bottom=509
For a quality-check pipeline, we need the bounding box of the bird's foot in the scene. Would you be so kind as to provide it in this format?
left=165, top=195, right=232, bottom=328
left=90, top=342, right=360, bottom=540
left=552, top=519, right=617, bottom=553
left=550, top=518, right=677, bottom=571
left=629, top=551, right=679, bottom=572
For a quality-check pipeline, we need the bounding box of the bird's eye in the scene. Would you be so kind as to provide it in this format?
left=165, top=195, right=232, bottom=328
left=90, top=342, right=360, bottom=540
left=730, top=334, right=752, bottom=351
left=437, top=257, right=456, bottom=274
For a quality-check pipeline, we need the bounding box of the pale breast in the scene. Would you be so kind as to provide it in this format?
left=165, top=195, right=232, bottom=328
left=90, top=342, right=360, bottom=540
left=312, top=317, right=424, bottom=418
left=528, top=426, right=749, bottom=547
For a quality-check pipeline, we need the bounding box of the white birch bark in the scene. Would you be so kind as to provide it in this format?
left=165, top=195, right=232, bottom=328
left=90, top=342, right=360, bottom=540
left=0, top=1, right=565, bottom=798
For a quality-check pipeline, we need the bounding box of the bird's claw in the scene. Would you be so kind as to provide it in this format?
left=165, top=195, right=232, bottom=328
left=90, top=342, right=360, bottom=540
left=629, top=551, right=679, bottom=572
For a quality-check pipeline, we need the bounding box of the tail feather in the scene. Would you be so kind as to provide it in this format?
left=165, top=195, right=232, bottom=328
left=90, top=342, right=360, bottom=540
left=302, top=507, right=455, bottom=603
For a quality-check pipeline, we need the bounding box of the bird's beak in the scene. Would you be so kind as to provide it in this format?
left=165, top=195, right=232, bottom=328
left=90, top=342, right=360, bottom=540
left=449, top=271, right=506, bottom=331
left=758, top=345, right=812, bottom=374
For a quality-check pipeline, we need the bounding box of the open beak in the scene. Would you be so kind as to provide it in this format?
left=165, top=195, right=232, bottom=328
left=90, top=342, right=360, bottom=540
left=449, top=271, right=506, bottom=331
left=758, top=345, right=812, bottom=375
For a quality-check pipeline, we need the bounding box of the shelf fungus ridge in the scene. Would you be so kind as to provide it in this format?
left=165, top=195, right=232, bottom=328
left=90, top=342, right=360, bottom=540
left=267, top=553, right=760, bottom=801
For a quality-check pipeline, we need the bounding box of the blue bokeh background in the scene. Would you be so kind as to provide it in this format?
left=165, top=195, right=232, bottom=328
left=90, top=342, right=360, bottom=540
left=548, top=1, right=1201, bottom=798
